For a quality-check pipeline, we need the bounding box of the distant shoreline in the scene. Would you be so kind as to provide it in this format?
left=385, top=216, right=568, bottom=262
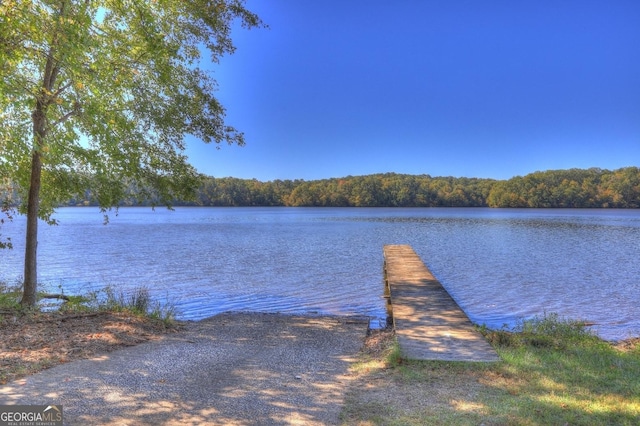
left=4, top=166, right=639, bottom=209
left=86, top=167, right=640, bottom=208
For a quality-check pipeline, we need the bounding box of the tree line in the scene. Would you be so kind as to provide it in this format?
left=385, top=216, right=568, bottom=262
left=54, top=166, right=640, bottom=208
left=4, top=167, right=639, bottom=209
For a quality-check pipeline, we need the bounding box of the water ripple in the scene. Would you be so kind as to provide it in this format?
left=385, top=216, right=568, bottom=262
left=2, top=207, right=639, bottom=340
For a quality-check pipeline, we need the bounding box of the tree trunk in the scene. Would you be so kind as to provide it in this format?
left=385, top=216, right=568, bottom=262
left=21, top=111, right=45, bottom=307
left=20, top=0, right=65, bottom=306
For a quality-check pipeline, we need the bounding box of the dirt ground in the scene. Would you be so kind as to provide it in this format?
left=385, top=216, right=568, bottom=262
left=2, top=312, right=371, bottom=425
left=1, top=309, right=400, bottom=387
left=0, top=309, right=179, bottom=385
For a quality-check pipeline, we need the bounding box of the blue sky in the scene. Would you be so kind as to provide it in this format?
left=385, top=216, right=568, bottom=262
left=185, top=0, right=640, bottom=181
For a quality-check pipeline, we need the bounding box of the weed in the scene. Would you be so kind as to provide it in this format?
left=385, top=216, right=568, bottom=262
left=1, top=282, right=177, bottom=326
left=386, top=340, right=405, bottom=367
left=481, top=313, right=598, bottom=351
left=102, top=285, right=177, bottom=326
left=0, top=281, right=22, bottom=309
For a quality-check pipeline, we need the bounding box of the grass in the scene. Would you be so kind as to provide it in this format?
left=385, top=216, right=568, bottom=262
left=342, top=313, right=640, bottom=425
left=0, top=281, right=178, bottom=326
left=101, top=285, right=178, bottom=326
left=0, top=281, right=22, bottom=311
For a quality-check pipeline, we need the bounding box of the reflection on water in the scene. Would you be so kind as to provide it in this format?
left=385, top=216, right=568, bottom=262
left=2, top=207, right=639, bottom=340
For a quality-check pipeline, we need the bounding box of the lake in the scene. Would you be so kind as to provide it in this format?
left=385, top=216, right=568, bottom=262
left=2, top=207, right=639, bottom=341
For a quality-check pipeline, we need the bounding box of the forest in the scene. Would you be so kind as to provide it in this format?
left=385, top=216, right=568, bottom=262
left=58, top=166, right=640, bottom=208
left=3, top=167, right=639, bottom=210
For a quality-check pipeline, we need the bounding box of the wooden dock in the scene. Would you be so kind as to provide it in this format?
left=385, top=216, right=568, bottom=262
left=384, top=245, right=499, bottom=362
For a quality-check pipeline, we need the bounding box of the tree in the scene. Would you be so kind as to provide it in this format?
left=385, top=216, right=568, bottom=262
left=0, top=0, right=262, bottom=306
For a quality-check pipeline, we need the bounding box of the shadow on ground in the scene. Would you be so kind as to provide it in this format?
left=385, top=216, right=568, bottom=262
left=1, top=312, right=369, bottom=425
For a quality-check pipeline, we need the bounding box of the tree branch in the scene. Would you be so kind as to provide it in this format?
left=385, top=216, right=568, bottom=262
left=40, top=293, right=71, bottom=301
left=52, top=81, right=73, bottom=99
left=51, top=103, right=81, bottom=128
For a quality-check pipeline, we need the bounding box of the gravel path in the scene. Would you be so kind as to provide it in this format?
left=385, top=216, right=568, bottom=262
left=0, top=312, right=369, bottom=425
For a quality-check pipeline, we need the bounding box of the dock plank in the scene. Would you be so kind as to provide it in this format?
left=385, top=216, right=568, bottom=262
left=384, top=245, right=499, bottom=362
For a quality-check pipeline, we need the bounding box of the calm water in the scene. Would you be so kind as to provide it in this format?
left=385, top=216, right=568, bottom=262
left=2, top=207, right=639, bottom=341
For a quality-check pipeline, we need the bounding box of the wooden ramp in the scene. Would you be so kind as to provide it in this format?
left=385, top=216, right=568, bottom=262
left=384, top=245, right=499, bottom=362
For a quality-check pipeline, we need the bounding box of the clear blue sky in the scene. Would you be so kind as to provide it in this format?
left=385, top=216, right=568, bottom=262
left=185, top=0, right=640, bottom=181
